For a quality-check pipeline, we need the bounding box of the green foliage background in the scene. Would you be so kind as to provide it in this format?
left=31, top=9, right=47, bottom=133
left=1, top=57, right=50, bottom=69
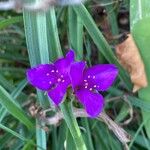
left=0, top=0, right=150, bottom=149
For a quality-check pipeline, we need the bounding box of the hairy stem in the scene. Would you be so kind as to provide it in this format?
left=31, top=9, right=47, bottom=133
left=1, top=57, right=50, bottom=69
left=42, top=107, right=131, bottom=147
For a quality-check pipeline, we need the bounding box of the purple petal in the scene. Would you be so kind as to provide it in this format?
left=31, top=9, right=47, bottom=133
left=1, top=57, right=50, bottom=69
left=69, top=61, right=86, bottom=90
left=84, top=64, right=118, bottom=91
left=54, top=50, right=75, bottom=75
left=26, top=64, right=57, bottom=90
left=76, top=89, right=104, bottom=117
left=66, top=49, right=75, bottom=62
left=48, top=78, right=70, bottom=105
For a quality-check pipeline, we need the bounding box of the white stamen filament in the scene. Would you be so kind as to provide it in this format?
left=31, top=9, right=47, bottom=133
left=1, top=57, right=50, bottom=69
left=51, top=70, right=55, bottom=73
left=93, top=76, right=96, bottom=79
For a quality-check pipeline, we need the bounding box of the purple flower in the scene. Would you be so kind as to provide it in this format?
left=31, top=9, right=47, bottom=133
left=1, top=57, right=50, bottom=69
left=26, top=49, right=118, bottom=117
left=69, top=61, right=118, bottom=117
left=26, top=50, right=75, bottom=105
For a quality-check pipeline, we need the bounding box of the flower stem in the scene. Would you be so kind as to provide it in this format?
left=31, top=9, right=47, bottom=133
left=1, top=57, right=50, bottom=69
left=60, top=101, right=87, bottom=150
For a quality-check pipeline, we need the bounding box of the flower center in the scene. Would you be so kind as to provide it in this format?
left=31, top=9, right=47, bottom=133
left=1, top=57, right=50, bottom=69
left=57, top=74, right=65, bottom=83
left=46, top=69, right=65, bottom=85
left=83, top=75, right=99, bottom=91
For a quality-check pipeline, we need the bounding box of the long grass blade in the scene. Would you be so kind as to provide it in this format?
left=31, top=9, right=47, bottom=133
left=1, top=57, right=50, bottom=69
left=68, top=7, right=83, bottom=60
left=0, top=16, right=22, bottom=29
left=0, top=86, right=34, bottom=129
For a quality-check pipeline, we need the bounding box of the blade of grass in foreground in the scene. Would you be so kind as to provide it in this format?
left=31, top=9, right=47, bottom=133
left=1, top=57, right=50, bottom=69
left=81, top=119, right=94, bottom=150
left=66, top=130, right=76, bottom=150
left=0, top=123, right=45, bottom=150
left=23, top=7, right=48, bottom=150
left=0, top=123, right=29, bottom=141
left=0, top=86, right=34, bottom=129
left=24, top=3, right=62, bottom=149
left=0, top=79, right=27, bottom=122
left=57, top=121, right=67, bottom=150
left=0, top=74, right=15, bottom=92
left=60, top=101, right=87, bottom=150
left=130, top=0, right=150, bottom=138
left=73, top=5, right=132, bottom=90
left=47, top=7, right=62, bottom=60
left=68, top=7, right=83, bottom=60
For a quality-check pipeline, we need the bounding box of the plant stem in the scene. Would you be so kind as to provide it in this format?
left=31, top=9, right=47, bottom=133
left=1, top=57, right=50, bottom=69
left=60, top=101, right=87, bottom=150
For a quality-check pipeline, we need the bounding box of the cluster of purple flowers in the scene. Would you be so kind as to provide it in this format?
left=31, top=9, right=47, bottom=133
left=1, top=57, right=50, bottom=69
left=27, top=50, right=118, bottom=117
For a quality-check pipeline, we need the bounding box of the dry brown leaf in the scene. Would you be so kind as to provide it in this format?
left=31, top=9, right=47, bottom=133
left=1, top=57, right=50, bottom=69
left=116, top=34, right=148, bottom=92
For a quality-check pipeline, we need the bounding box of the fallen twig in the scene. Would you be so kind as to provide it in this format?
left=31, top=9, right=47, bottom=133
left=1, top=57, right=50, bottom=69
left=40, top=107, right=131, bottom=149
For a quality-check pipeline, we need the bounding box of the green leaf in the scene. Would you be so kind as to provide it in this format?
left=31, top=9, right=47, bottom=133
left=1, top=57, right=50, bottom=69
left=23, top=10, right=41, bottom=66
left=36, top=11, right=49, bottom=64
left=0, top=79, right=27, bottom=122
left=47, top=7, right=62, bottom=60
left=0, top=133, right=13, bottom=149
left=130, top=0, right=150, bottom=138
left=0, top=74, right=15, bottom=92
left=0, top=123, right=28, bottom=141
left=57, top=121, right=67, bottom=150
left=60, top=101, right=87, bottom=150
left=81, top=119, right=94, bottom=150
left=108, top=87, right=150, bottom=112
left=36, top=120, right=46, bottom=150
left=129, top=130, right=150, bottom=149
left=0, top=85, right=34, bottom=129
left=66, top=130, right=76, bottom=150
left=0, top=123, right=45, bottom=150
left=0, top=16, right=22, bottom=29
left=23, top=4, right=63, bottom=149
left=68, top=7, right=83, bottom=60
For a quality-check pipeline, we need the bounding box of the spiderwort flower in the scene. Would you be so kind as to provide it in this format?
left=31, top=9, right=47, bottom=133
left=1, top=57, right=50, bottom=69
left=69, top=61, right=118, bottom=117
left=26, top=50, right=75, bottom=105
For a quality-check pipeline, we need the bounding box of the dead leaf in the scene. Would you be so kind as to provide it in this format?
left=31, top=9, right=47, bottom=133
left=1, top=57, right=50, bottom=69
left=116, top=34, right=148, bottom=92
